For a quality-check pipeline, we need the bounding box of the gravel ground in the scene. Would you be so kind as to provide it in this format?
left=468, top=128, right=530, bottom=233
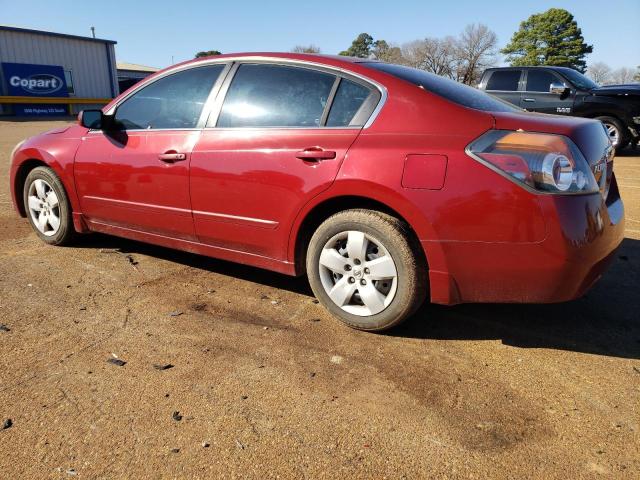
left=0, top=120, right=638, bottom=479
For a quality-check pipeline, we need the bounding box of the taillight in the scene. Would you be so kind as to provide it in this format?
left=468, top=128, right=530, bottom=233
left=467, top=130, right=599, bottom=194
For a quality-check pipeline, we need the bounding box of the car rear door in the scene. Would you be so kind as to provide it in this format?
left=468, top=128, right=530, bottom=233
left=190, top=62, right=381, bottom=260
left=483, top=69, right=523, bottom=107
left=520, top=69, right=575, bottom=114
left=74, top=64, right=228, bottom=240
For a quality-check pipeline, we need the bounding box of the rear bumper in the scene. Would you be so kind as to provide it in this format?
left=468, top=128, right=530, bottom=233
left=428, top=185, right=625, bottom=305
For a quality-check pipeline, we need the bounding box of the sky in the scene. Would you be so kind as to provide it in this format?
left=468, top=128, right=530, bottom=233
left=1, top=0, right=638, bottom=70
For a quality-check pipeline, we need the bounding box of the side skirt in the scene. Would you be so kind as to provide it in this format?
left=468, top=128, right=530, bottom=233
left=84, top=219, right=297, bottom=276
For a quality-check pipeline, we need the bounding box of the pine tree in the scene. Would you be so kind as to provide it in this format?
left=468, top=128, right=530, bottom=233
left=339, top=33, right=374, bottom=58
left=502, top=9, right=593, bottom=72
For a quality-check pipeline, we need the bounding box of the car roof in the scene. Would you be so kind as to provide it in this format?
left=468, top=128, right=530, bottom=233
left=174, top=52, right=377, bottom=68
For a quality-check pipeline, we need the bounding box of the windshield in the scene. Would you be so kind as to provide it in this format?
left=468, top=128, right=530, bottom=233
left=558, top=68, right=599, bottom=90
left=364, top=62, right=520, bottom=113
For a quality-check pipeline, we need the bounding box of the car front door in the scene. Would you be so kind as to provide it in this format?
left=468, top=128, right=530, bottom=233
left=190, top=63, right=380, bottom=260
left=520, top=69, right=575, bottom=115
left=74, top=64, right=228, bottom=240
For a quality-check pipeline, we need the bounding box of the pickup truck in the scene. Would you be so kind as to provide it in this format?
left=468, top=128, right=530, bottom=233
left=478, top=66, right=640, bottom=149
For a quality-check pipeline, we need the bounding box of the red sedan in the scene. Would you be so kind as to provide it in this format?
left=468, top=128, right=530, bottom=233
left=9, top=53, right=625, bottom=331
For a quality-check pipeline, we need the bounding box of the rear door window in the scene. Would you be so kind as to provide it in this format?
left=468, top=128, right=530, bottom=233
left=486, top=70, right=522, bottom=91
left=326, top=78, right=376, bottom=127
left=525, top=70, right=558, bottom=92
left=216, top=64, right=336, bottom=128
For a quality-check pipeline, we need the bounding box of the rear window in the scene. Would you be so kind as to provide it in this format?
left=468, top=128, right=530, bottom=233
left=365, top=63, right=519, bottom=113
left=486, top=70, right=521, bottom=91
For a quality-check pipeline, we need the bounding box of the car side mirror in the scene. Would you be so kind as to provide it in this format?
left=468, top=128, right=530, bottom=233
left=78, top=109, right=105, bottom=129
left=549, top=82, right=569, bottom=95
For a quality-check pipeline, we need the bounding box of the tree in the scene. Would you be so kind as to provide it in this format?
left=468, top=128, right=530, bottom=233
left=502, top=8, right=593, bottom=72
left=401, top=37, right=457, bottom=78
left=455, top=23, right=498, bottom=85
left=291, top=45, right=321, bottom=53
left=339, top=33, right=374, bottom=58
left=587, top=62, right=611, bottom=84
left=371, top=40, right=404, bottom=63
left=195, top=50, right=222, bottom=58
left=635, top=67, right=640, bottom=82
left=610, top=67, right=636, bottom=84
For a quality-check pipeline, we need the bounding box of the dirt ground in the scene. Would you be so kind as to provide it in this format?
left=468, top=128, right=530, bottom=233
left=0, top=120, right=638, bottom=479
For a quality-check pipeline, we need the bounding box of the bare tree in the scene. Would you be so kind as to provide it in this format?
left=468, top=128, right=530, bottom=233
left=609, top=67, right=636, bottom=84
left=587, top=62, right=611, bottom=84
left=291, top=45, right=321, bottom=54
left=401, top=37, right=457, bottom=78
left=454, top=24, right=498, bottom=85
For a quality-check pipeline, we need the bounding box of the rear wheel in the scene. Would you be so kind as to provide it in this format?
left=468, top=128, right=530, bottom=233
left=306, top=209, right=427, bottom=331
left=597, top=116, right=629, bottom=150
left=23, top=166, right=75, bottom=245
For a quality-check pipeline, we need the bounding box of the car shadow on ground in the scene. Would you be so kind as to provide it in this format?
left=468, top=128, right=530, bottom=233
left=394, top=237, right=640, bottom=360
left=615, top=146, right=639, bottom=157
left=74, top=234, right=640, bottom=360
left=75, top=233, right=313, bottom=296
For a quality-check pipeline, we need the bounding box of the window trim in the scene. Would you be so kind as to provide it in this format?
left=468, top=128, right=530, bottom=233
left=206, top=60, right=382, bottom=130
left=101, top=63, right=232, bottom=132
left=319, top=77, right=341, bottom=126
left=64, top=70, right=75, bottom=96
left=101, top=56, right=386, bottom=132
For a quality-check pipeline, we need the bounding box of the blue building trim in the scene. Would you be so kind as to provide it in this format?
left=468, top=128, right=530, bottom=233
left=0, top=25, right=117, bottom=45
left=105, top=44, right=116, bottom=98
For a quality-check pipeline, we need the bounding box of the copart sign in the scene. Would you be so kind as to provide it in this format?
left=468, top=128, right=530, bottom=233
left=2, top=62, right=68, bottom=97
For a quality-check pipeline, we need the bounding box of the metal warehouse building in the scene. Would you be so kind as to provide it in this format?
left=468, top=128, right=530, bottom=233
left=0, top=25, right=117, bottom=116
left=117, top=62, right=158, bottom=93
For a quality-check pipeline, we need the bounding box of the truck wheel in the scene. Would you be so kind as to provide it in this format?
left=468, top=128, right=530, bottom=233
left=306, top=209, right=427, bottom=331
left=597, top=116, right=629, bottom=149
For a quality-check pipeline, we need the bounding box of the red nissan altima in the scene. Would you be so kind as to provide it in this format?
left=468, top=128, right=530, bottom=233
left=9, top=53, right=625, bottom=331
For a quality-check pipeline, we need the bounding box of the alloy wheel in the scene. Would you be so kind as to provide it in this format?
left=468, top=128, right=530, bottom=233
left=318, top=230, right=398, bottom=316
left=603, top=121, right=620, bottom=147
left=27, top=179, right=61, bottom=237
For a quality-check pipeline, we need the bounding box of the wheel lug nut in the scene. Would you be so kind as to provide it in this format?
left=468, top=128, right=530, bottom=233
left=344, top=265, right=352, bottom=271
left=354, top=259, right=361, bottom=265
left=348, top=277, right=355, bottom=284
left=360, top=279, right=366, bottom=286
left=364, top=268, right=370, bottom=274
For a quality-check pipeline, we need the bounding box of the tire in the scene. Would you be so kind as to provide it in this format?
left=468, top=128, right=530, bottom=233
left=23, top=166, right=75, bottom=246
left=306, top=209, right=427, bottom=331
left=596, top=116, right=629, bottom=150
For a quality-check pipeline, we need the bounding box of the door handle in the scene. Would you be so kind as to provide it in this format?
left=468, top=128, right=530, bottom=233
left=158, top=152, right=186, bottom=163
left=522, top=98, right=536, bottom=102
left=295, top=147, right=336, bottom=161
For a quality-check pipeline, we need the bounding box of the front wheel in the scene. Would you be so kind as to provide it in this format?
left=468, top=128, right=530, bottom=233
left=306, top=209, right=427, bottom=331
left=597, top=116, right=629, bottom=150
left=23, top=166, right=75, bottom=245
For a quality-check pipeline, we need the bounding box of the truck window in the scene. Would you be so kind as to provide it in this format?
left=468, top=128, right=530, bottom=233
left=486, top=70, right=521, bottom=91
left=526, top=70, right=557, bottom=92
